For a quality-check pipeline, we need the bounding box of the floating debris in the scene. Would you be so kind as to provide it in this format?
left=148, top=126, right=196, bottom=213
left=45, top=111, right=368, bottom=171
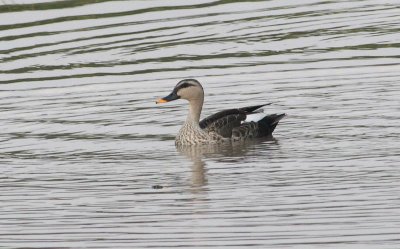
left=152, top=185, right=164, bottom=189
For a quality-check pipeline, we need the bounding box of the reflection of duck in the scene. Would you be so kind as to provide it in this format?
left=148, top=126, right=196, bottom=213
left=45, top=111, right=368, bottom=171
left=177, top=138, right=278, bottom=189
left=156, top=79, right=285, bottom=145
left=177, top=138, right=278, bottom=161
left=177, top=145, right=208, bottom=189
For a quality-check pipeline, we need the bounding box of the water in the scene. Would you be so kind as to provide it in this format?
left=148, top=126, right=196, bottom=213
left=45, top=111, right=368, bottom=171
left=1, top=0, right=400, bottom=248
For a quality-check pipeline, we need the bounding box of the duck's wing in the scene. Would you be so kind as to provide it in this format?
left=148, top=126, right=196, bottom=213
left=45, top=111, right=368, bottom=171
left=199, top=104, right=270, bottom=138
left=232, top=113, right=286, bottom=139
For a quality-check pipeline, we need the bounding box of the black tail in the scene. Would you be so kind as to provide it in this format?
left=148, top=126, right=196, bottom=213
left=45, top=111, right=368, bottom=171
left=257, top=113, right=286, bottom=136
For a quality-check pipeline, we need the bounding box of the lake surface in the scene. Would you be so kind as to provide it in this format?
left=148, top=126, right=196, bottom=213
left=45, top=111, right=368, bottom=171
left=1, top=0, right=400, bottom=248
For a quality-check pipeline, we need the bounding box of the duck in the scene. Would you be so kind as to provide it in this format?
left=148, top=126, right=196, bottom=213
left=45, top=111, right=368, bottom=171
left=156, top=79, right=285, bottom=145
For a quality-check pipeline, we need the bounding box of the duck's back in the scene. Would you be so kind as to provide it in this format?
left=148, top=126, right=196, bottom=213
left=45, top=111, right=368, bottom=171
left=200, top=104, right=285, bottom=141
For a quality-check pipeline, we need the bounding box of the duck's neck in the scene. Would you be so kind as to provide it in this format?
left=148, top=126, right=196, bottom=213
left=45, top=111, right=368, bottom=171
left=186, top=97, right=203, bottom=125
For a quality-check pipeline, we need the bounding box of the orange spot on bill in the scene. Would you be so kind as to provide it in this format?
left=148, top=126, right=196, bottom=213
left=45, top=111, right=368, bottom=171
left=156, top=98, right=168, bottom=104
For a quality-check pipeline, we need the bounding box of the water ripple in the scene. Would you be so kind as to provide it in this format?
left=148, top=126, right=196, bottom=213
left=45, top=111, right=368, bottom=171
left=1, top=0, right=400, bottom=248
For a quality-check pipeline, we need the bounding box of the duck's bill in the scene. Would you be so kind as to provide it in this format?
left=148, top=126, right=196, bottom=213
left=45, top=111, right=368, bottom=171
left=156, top=92, right=180, bottom=104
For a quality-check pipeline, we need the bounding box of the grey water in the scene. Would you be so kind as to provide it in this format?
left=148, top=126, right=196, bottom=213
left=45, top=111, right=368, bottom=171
left=1, top=0, right=400, bottom=248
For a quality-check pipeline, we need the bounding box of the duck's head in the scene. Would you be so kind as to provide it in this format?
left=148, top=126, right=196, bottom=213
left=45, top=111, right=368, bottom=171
left=156, top=79, right=204, bottom=104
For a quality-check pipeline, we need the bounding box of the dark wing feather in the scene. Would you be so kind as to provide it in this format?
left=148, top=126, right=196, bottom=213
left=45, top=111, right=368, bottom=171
left=232, top=113, right=286, bottom=139
left=199, top=109, right=245, bottom=138
left=238, top=103, right=271, bottom=113
left=199, top=104, right=270, bottom=138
